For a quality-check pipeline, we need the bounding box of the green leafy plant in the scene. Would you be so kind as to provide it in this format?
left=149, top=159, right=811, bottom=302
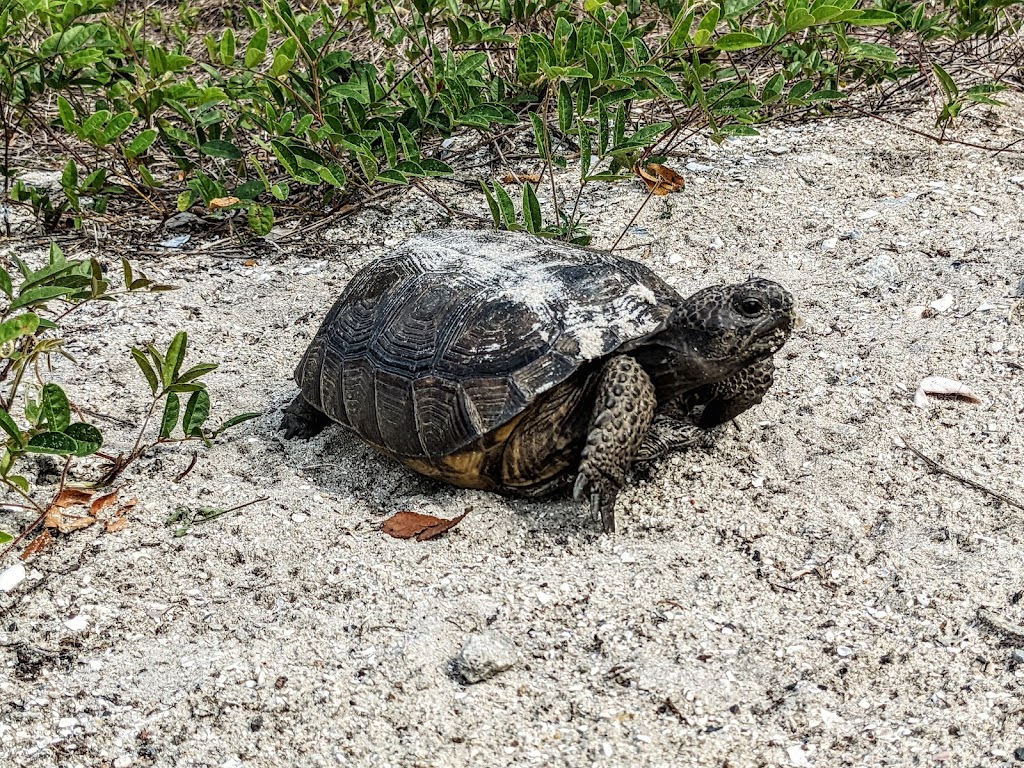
left=0, top=243, right=257, bottom=549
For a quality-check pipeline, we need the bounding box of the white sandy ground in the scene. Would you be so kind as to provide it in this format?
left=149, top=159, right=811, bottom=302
left=1, top=99, right=1023, bottom=768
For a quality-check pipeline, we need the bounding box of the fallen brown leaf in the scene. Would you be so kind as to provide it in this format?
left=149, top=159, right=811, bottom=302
left=53, top=488, right=94, bottom=509
left=20, top=530, right=53, bottom=561
left=105, top=517, right=129, bottom=533
left=90, top=490, right=119, bottom=516
left=633, top=163, right=686, bottom=196
left=243, top=259, right=258, bottom=267
left=208, top=196, right=241, bottom=210
left=44, top=488, right=97, bottom=533
left=502, top=172, right=543, bottom=184
left=382, top=509, right=469, bottom=541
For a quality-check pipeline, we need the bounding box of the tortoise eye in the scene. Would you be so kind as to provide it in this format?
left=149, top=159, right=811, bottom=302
left=736, top=297, right=765, bottom=317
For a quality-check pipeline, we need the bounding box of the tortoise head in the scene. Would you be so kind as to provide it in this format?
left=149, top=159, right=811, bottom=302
left=660, top=278, right=797, bottom=380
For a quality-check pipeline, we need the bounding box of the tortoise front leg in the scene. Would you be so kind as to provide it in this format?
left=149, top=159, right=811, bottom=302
left=659, top=358, right=776, bottom=428
left=573, top=355, right=656, bottom=533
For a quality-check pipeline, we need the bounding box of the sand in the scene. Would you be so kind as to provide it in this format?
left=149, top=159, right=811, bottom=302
left=1, top=100, right=1023, bottom=767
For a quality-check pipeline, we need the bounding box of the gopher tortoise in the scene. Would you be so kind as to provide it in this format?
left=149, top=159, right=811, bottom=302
left=281, top=229, right=797, bottom=532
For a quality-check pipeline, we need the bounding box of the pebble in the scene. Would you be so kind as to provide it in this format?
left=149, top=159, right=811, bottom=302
left=1014, top=746, right=1024, bottom=761
left=0, top=562, right=26, bottom=592
left=968, top=206, right=987, bottom=217
left=1014, top=278, right=1024, bottom=298
left=856, top=209, right=879, bottom=220
left=1012, top=650, right=1024, bottom=664
left=709, top=235, right=723, bottom=250
left=837, top=645, right=853, bottom=657
left=685, top=162, right=713, bottom=172
left=821, top=237, right=838, bottom=252
left=768, top=145, right=791, bottom=155
left=64, top=615, right=89, bottom=631
left=454, top=631, right=519, bottom=684
left=930, top=293, right=954, bottom=313
left=853, top=253, right=900, bottom=289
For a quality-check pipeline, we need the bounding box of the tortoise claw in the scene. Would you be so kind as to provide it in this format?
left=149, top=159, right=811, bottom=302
left=573, top=472, right=617, bottom=533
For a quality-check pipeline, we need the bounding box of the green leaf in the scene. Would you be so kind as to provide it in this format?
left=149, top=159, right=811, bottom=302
left=480, top=180, right=501, bottom=228
left=694, top=6, right=720, bottom=47
left=160, top=393, right=180, bottom=438
left=132, top=347, right=158, bottom=394
left=215, top=412, right=262, bottom=434
left=0, top=313, right=39, bottom=345
left=380, top=126, right=398, bottom=169
left=785, top=9, right=816, bottom=32
left=57, top=96, right=78, bottom=136
left=183, top=389, right=211, bottom=436
left=529, top=112, right=548, bottom=158
left=104, top=112, right=134, bottom=143
left=557, top=81, right=573, bottom=133
left=163, top=332, right=187, bottom=387
left=0, top=408, right=23, bottom=445
left=522, top=183, right=541, bottom=235
left=268, top=38, right=297, bottom=77
left=0, top=530, right=12, bottom=544
left=0, top=267, right=11, bottom=299
left=64, top=423, right=102, bottom=456
left=248, top=203, right=274, bottom=236
left=9, top=285, right=74, bottom=311
left=493, top=182, right=517, bottom=229
left=126, top=129, right=158, bottom=159
left=244, top=27, right=269, bottom=68
left=41, top=383, right=71, bottom=433
left=842, top=9, right=898, bottom=25
left=25, top=431, right=78, bottom=455
left=220, top=27, right=236, bottom=66
left=418, top=159, right=453, bottom=176
left=932, top=63, right=958, bottom=101
left=201, top=140, right=243, bottom=160
left=377, top=169, right=409, bottom=185
left=175, top=363, right=218, bottom=385
left=714, top=33, right=764, bottom=51
left=847, top=43, right=898, bottom=63
left=578, top=122, right=592, bottom=180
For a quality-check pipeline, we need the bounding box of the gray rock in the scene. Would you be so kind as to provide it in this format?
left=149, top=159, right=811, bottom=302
left=853, top=254, right=901, bottom=290
left=454, top=631, right=519, bottom=684
left=1013, top=277, right=1024, bottom=298
left=685, top=162, right=714, bottom=172
left=1012, top=649, right=1024, bottom=664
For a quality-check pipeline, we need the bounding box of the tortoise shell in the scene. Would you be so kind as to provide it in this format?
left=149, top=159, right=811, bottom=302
left=294, top=229, right=681, bottom=480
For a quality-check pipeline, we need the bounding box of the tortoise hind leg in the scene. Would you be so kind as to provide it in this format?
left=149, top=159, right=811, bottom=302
left=280, top=394, right=333, bottom=440
left=573, top=355, right=656, bottom=533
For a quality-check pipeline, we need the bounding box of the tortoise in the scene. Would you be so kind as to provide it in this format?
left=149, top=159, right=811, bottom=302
left=281, top=229, right=797, bottom=532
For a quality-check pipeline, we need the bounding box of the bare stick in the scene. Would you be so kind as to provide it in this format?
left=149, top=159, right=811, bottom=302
left=898, top=433, right=1024, bottom=513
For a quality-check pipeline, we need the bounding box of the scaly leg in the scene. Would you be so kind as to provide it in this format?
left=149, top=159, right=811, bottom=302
left=573, top=355, right=656, bottom=533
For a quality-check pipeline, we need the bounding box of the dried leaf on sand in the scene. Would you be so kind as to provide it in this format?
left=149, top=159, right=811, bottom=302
left=633, top=163, right=685, bottom=195
left=382, top=509, right=469, bottom=541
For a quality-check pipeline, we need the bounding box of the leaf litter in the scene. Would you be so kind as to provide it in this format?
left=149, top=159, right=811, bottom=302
left=382, top=508, right=470, bottom=541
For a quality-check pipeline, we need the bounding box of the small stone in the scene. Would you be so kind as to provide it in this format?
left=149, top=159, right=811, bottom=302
left=836, top=645, right=853, bottom=657
left=64, top=615, right=88, bottom=632
left=454, top=631, right=519, bottom=684
left=57, top=717, right=78, bottom=729
left=853, top=254, right=901, bottom=289
left=856, top=209, right=879, bottom=220
left=1013, top=278, right=1024, bottom=298
left=291, top=513, right=307, bottom=523
left=1014, top=746, right=1024, bottom=761
left=685, top=162, right=713, bottom=172
left=930, top=293, right=954, bottom=313
left=709, top=235, right=723, bottom=250
left=0, top=562, right=26, bottom=592
left=769, top=145, right=791, bottom=155
left=968, top=205, right=987, bottom=217
left=1011, top=649, right=1024, bottom=664
left=821, top=237, right=838, bottom=252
